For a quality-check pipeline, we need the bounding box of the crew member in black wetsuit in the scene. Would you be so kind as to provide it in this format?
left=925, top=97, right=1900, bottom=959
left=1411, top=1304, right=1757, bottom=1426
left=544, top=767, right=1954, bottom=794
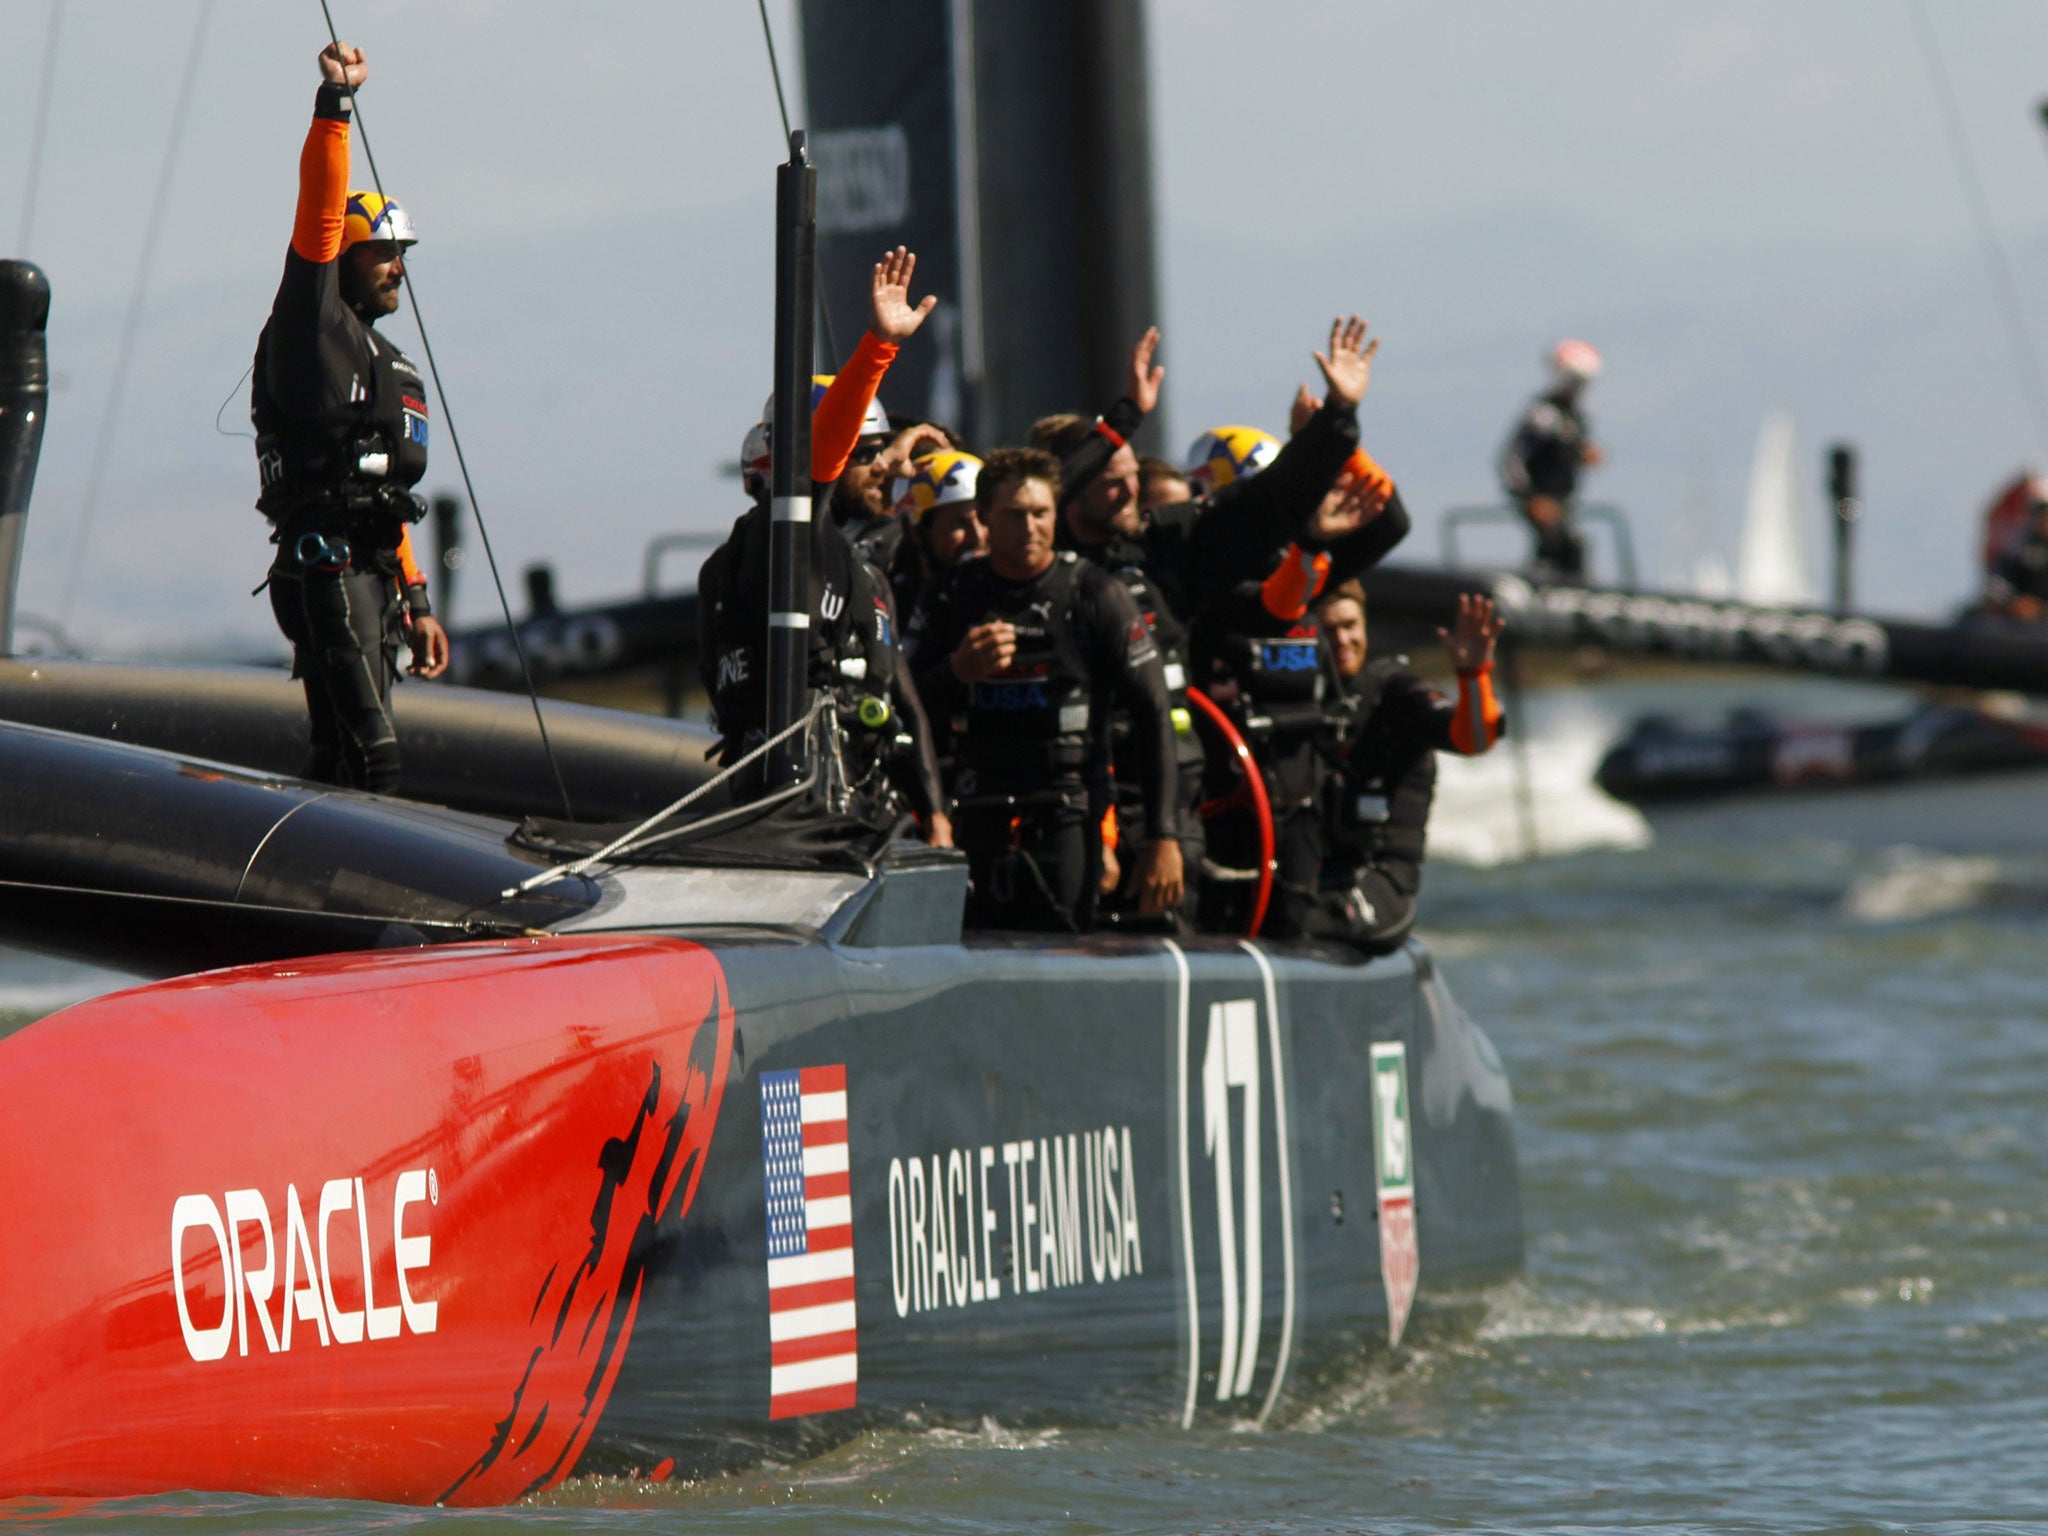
left=1031, top=319, right=1386, bottom=922
left=253, top=42, right=448, bottom=791
left=1499, top=339, right=1605, bottom=580
left=1191, top=434, right=1413, bottom=938
left=914, top=448, right=1181, bottom=932
left=1028, top=329, right=1201, bottom=923
left=1984, top=495, right=2048, bottom=622
left=699, top=249, right=950, bottom=844
left=1308, top=584, right=1505, bottom=953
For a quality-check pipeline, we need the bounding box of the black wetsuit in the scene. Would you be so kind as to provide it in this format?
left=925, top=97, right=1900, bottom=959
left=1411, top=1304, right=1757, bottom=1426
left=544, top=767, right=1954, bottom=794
left=1073, top=534, right=1206, bottom=927
left=915, top=552, right=1176, bottom=933
left=252, top=81, right=431, bottom=793
left=1987, top=526, right=2048, bottom=613
left=1499, top=389, right=1592, bottom=578
left=1306, top=659, right=1481, bottom=954
left=699, top=499, right=943, bottom=829
left=1057, top=394, right=1371, bottom=926
left=1190, top=493, right=1414, bottom=939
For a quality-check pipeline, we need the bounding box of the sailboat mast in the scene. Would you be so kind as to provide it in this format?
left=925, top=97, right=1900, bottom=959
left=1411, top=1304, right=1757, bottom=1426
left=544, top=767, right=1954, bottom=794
left=766, top=134, right=818, bottom=789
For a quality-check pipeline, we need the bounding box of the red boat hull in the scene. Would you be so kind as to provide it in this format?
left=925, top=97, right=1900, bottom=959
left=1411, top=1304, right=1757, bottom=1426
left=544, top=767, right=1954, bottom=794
left=0, top=934, right=733, bottom=1505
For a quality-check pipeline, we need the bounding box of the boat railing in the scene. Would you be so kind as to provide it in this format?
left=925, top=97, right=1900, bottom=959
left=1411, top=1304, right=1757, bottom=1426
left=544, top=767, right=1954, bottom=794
left=1438, top=502, right=1640, bottom=589
left=641, top=533, right=723, bottom=598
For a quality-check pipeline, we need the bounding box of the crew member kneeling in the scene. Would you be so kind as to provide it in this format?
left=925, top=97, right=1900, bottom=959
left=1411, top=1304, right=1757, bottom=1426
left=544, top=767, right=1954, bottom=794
left=916, top=449, right=1183, bottom=932
left=253, top=42, right=448, bottom=792
left=1310, top=584, right=1505, bottom=954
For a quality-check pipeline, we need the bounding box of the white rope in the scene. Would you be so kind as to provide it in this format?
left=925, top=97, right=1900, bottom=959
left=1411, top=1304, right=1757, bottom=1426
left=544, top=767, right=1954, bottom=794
left=501, top=697, right=828, bottom=898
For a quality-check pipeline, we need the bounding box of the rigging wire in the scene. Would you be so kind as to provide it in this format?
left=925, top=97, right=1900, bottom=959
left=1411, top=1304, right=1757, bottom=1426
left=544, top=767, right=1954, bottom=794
left=213, top=361, right=255, bottom=441
left=753, top=0, right=838, bottom=364
left=315, top=0, right=575, bottom=823
left=17, top=0, right=63, bottom=254
left=504, top=695, right=827, bottom=896
left=55, top=0, right=215, bottom=630
left=1904, top=0, right=2048, bottom=457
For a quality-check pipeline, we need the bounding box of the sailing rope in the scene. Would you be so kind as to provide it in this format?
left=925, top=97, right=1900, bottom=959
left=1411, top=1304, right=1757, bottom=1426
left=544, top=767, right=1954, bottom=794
left=752, top=0, right=838, bottom=363
left=16, top=0, right=63, bottom=254
left=1904, top=0, right=2048, bottom=457
left=503, top=696, right=829, bottom=897
left=313, top=0, right=577, bottom=823
left=54, top=0, right=216, bottom=633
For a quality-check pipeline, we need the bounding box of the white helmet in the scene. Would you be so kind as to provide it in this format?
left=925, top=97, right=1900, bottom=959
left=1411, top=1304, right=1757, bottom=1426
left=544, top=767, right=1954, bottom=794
left=1551, top=339, right=1601, bottom=383
left=739, top=419, right=772, bottom=500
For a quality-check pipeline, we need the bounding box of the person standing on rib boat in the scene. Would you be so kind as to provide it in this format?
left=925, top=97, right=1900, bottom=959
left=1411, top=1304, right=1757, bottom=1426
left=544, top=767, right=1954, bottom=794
left=1983, top=494, right=2048, bottom=622
left=252, top=42, right=448, bottom=792
left=1309, top=584, right=1505, bottom=953
left=1499, top=338, right=1605, bottom=580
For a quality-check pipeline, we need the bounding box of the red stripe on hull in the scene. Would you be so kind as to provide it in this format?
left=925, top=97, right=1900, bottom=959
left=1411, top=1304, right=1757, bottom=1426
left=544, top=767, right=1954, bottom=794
left=800, top=1119, right=848, bottom=1147
left=797, top=1065, right=845, bottom=1093
left=768, top=1382, right=858, bottom=1421
left=0, top=934, right=735, bottom=1507
left=770, top=1330, right=860, bottom=1367
left=804, top=1170, right=851, bottom=1199
left=767, top=1276, right=857, bottom=1313
left=802, top=1224, right=854, bottom=1253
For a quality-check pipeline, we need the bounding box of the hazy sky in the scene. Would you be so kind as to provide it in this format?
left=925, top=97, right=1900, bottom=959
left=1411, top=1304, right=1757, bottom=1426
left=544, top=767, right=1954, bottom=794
left=6, top=0, right=2048, bottom=657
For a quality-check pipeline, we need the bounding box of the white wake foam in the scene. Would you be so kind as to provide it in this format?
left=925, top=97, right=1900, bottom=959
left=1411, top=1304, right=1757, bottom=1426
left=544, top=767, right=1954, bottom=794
left=1429, top=688, right=1651, bottom=866
left=1839, top=851, right=2005, bottom=923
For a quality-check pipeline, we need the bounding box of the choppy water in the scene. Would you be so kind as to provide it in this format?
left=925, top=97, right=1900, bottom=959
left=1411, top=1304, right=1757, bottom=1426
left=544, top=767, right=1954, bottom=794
left=8, top=681, right=2048, bottom=1533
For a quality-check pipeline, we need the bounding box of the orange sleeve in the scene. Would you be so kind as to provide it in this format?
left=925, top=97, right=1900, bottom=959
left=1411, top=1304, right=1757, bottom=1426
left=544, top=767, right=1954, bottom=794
left=291, top=116, right=351, bottom=264
left=1448, top=665, right=1504, bottom=755
left=1100, top=802, right=1119, bottom=854
left=1260, top=544, right=1331, bottom=621
left=1344, top=446, right=1396, bottom=504
left=811, top=331, right=898, bottom=482
left=395, top=527, right=427, bottom=590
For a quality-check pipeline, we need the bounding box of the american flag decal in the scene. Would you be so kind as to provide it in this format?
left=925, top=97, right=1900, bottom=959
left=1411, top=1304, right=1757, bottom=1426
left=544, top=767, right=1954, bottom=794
left=760, top=1064, right=857, bottom=1419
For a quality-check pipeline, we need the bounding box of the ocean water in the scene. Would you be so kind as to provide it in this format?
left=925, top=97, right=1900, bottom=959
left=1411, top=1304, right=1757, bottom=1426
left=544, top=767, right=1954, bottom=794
left=6, top=682, right=2048, bottom=1533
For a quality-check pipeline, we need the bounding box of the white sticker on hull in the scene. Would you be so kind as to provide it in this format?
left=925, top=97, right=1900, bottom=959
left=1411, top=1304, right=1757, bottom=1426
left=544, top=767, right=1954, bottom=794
left=1370, top=1040, right=1419, bottom=1348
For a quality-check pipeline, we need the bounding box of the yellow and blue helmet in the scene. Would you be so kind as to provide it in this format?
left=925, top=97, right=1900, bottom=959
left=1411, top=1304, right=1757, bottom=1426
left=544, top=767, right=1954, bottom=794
left=893, top=450, right=984, bottom=523
left=1185, top=425, right=1280, bottom=495
left=342, top=191, right=417, bottom=251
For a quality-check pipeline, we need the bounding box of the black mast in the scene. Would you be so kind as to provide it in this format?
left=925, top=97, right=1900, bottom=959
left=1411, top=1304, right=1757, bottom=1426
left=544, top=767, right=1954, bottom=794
left=1827, top=445, right=1858, bottom=618
left=0, top=261, right=51, bottom=656
left=766, top=133, right=818, bottom=788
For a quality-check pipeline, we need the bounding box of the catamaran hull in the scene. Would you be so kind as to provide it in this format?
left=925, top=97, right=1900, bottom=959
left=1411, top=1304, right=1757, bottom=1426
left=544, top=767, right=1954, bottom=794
left=0, top=926, right=1518, bottom=1505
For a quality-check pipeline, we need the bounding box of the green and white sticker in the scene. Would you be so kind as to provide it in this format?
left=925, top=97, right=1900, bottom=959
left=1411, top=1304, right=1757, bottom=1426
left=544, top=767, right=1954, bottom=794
left=1369, top=1041, right=1419, bottom=1348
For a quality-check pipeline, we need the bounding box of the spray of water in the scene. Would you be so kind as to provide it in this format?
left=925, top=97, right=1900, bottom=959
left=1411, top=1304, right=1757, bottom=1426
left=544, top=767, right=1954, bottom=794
left=1430, top=688, right=1651, bottom=866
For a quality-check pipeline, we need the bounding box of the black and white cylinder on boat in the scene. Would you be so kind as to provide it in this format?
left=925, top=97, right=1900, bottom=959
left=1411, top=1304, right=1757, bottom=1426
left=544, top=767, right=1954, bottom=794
left=0, top=260, right=50, bottom=656
left=766, top=134, right=817, bottom=789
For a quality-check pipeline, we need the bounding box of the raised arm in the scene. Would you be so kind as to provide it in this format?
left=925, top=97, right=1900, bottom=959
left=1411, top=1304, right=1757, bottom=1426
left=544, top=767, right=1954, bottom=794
left=264, top=44, right=363, bottom=410
left=811, top=246, right=935, bottom=482
left=1185, top=317, right=1373, bottom=601
left=1056, top=327, right=1162, bottom=510
left=1437, top=594, right=1506, bottom=754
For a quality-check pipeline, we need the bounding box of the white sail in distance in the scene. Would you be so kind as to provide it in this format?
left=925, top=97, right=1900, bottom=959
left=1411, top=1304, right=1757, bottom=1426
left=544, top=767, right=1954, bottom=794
left=1737, top=412, right=1815, bottom=607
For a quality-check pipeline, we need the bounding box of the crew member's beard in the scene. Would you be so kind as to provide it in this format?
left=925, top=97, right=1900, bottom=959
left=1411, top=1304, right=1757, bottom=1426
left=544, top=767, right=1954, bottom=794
left=831, top=475, right=874, bottom=524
